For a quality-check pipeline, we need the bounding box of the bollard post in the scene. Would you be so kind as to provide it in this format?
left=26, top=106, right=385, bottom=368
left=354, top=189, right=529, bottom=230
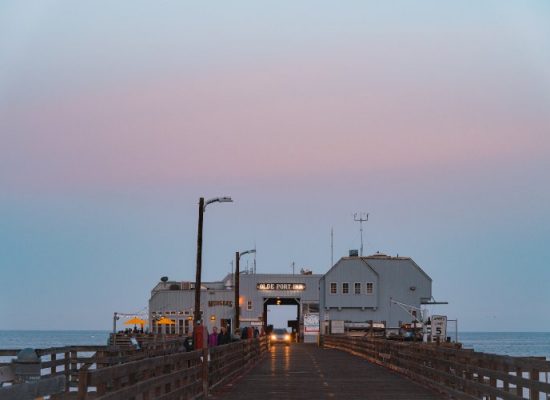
left=12, top=348, right=41, bottom=383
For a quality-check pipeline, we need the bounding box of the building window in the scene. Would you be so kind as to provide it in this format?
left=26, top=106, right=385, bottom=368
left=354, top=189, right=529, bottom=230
left=342, top=282, right=349, bottom=294
left=354, top=282, right=361, bottom=295
left=366, top=282, right=374, bottom=295
left=178, top=319, right=184, bottom=335
left=330, top=282, right=337, bottom=294
left=247, top=300, right=253, bottom=311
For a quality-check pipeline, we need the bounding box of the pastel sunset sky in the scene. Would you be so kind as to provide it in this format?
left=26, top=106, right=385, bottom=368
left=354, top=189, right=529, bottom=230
left=1, top=1, right=549, bottom=330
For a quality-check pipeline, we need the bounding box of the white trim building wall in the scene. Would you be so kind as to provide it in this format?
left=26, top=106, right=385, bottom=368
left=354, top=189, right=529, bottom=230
left=319, top=254, right=432, bottom=332
left=148, top=253, right=433, bottom=335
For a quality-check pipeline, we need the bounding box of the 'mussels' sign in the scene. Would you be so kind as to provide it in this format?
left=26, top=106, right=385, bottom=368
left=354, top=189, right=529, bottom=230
left=256, top=283, right=306, bottom=291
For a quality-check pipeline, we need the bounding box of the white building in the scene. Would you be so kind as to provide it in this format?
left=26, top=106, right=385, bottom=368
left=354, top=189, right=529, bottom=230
left=319, top=253, right=432, bottom=333
left=148, top=252, right=436, bottom=340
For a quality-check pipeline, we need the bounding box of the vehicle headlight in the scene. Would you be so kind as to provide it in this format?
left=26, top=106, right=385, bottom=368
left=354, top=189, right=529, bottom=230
left=271, top=334, right=277, bottom=340
left=284, top=334, right=290, bottom=341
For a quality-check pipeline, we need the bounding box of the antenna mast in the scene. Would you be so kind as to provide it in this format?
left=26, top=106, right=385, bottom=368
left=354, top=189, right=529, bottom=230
left=330, top=227, right=334, bottom=266
left=253, top=248, right=257, bottom=274
left=353, top=212, right=369, bottom=256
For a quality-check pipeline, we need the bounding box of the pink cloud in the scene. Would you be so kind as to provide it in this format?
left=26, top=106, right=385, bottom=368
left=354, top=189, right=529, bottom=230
left=2, top=50, right=549, bottom=193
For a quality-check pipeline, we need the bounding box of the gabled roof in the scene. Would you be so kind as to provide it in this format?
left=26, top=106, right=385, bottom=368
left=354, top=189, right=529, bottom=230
left=319, top=256, right=379, bottom=282
left=320, top=255, right=432, bottom=282
left=361, top=255, right=432, bottom=282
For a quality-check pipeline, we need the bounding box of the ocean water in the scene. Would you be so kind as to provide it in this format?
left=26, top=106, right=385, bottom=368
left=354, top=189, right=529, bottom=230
left=460, top=332, right=550, bottom=360
left=0, top=330, right=110, bottom=350
left=0, top=330, right=549, bottom=360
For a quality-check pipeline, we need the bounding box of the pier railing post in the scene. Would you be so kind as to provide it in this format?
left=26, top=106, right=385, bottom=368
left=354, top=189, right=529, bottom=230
left=64, top=350, right=70, bottom=391
left=202, top=346, right=209, bottom=398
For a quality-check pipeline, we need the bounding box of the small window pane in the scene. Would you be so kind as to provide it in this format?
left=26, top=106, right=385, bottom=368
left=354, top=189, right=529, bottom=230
left=330, top=282, right=337, bottom=294
left=366, top=282, right=374, bottom=295
left=342, top=283, right=349, bottom=294
left=354, top=282, right=361, bottom=295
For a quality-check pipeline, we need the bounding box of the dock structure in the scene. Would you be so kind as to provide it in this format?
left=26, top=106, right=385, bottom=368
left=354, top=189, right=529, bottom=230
left=1, top=335, right=550, bottom=399
left=210, top=343, right=443, bottom=399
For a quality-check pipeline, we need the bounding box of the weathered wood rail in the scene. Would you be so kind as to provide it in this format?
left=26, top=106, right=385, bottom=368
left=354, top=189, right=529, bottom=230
left=208, top=336, right=265, bottom=389
left=0, top=336, right=268, bottom=400
left=0, top=338, right=191, bottom=390
left=322, top=335, right=550, bottom=400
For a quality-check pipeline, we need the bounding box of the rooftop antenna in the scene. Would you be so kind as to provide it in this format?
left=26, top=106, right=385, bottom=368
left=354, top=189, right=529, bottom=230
left=253, top=248, right=257, bottom=274
left=253, top=243, right=257, bottom=274
left=330, top=227, right=334, bottom=267
left=291, top=261, right=295, bottom=275
left=353, top=212, right=369, bottom=256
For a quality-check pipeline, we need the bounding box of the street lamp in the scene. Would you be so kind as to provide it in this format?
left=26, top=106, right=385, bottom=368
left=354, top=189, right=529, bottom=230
left=194, top=196, right=233, bottom=328
left=235, top=248, right=256, bottom=330
left=194, top=196, right=232, bottom=399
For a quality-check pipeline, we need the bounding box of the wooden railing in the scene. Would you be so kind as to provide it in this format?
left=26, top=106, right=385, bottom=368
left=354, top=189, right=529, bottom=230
left=0, top=336, right=268, bottom=400
left=78, top=336, right=268, bottom=400
left=78, top=347, right=203, bottom=400
left=322, top=335, right=550, bottom=400
left=0, top=338, right=190, bottom=390
left=209, top=336, right=267, bottom=389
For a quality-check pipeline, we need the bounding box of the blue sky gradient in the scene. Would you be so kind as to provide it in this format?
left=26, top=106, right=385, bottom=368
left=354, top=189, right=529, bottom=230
left=1, top=1, right=549, bottom=331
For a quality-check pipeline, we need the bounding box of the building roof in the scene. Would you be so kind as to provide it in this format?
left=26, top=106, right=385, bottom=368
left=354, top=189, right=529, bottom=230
left=320, top=253, right=432, bottom=282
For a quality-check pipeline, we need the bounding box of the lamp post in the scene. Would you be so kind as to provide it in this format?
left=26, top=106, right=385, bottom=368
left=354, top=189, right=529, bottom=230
left=234, top=248, right=256, bottom=330
left=193, top=196, right=232, bottom=399
left=194, top=196, right=233, bottom=327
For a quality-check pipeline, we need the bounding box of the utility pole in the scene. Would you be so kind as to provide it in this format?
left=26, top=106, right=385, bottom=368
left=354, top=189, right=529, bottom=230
left=194, top=197, right=205, bottom=326
left=353, top=212, right=369, bottom=256
left=235, top=251, right=240, bottom=330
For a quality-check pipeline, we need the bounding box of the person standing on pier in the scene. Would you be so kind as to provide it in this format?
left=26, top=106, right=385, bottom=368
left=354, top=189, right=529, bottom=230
left=208, top=326, right=219, bottom=347
left=218, top=326, right=231, bottom=345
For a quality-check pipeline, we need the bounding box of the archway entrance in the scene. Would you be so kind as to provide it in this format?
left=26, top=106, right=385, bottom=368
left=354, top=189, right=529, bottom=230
left=263, top=297, right=300, bottom=334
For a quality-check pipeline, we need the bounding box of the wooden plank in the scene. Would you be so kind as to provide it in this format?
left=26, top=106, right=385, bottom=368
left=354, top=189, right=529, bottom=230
left=0, top=350, right=20, bottom=357
left=394, top=356, right=526, bottom=400
left=0, top=375, right=66, bottom=399
left=397, top=348, right=550, bottom=394
left=94, top=365, right=202, bottom=400
left=325, top=335, right=549, bottom=400
left=88, top=351, right=200, bottom=385
left=0, top=365, right=16, bottom=384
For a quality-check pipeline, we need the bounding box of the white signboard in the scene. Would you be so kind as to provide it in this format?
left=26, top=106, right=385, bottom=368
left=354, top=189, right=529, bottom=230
left=431, top=315, right=447, bottom=342
left=303, top=313, right=319, bottom=334
left=331, top=320, right=345, bottom=334
left=257, top=283, right=306, bottom=291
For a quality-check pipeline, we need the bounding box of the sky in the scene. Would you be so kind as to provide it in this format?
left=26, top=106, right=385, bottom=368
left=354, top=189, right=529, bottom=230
left=1, top=1, right=549, bottom=332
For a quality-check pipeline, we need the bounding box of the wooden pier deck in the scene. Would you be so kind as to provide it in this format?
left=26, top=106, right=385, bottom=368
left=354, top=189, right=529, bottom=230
left=2, top=335, right=550, bottom=399
left=211, top=343, right=444, bottom=399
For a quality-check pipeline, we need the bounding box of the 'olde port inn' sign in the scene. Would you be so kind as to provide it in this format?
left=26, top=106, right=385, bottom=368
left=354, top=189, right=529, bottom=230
left=208, top=300, right=233, bottom=307
left=256, top=283, right=306, bottom=291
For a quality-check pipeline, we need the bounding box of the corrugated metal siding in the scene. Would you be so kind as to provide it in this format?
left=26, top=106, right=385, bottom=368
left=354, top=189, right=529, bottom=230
left=320, top=257, right=432, bottom=327
left=149, top=258, right=434, bottom=330
left=322, top=258, right=379, bottom=308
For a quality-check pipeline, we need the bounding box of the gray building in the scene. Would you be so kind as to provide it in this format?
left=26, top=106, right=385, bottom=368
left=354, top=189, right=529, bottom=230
left=148, top=253, right=434, bottom=339
left=319, top=254, right=432, bottom=333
